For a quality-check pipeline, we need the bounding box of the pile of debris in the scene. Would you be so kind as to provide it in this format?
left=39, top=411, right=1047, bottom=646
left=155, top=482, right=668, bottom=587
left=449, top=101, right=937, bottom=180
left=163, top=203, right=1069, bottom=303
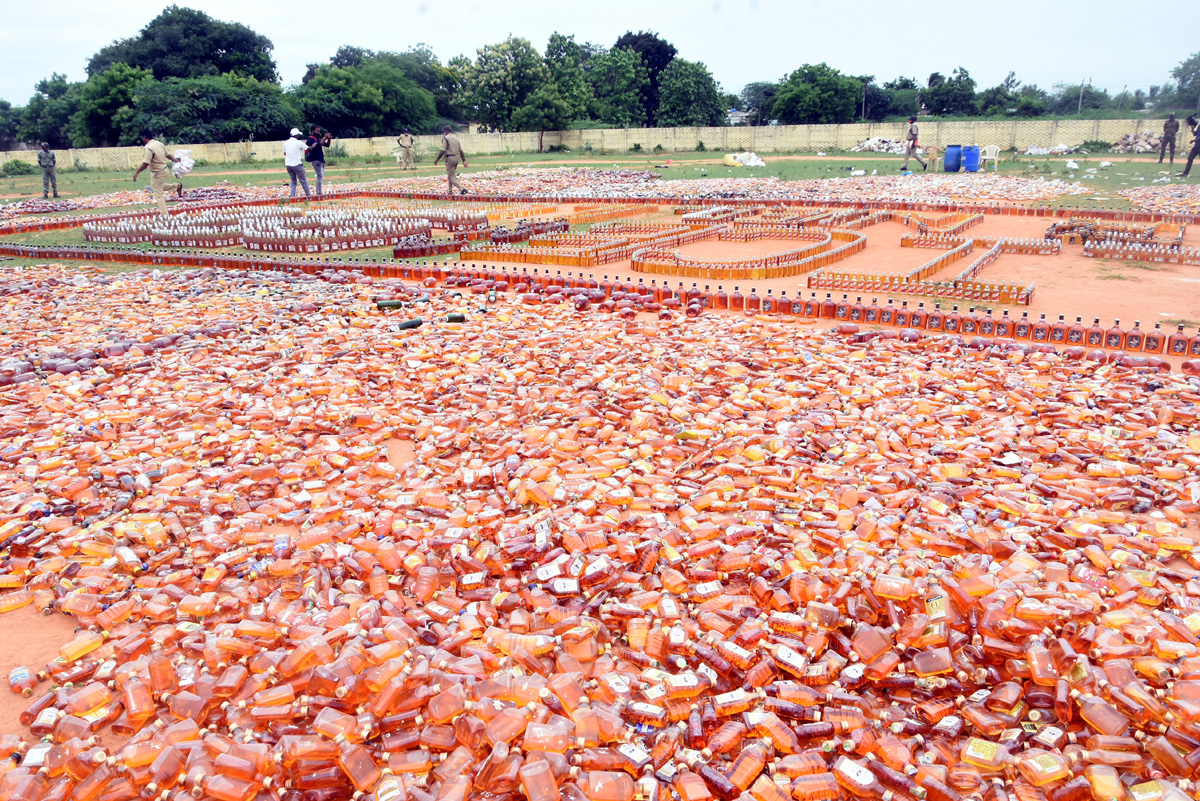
left=850, top=137, right=909, bottom=154
left=1023, top=143, right=1077, bottom=155
left=721, top=151, right=767, bottom=167
left=1112, top=130, right=1164, bottom=153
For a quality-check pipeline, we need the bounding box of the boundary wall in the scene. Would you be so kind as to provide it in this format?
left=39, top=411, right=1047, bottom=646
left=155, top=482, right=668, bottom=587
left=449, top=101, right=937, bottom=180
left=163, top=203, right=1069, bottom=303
left=0, top=119, right=1177, bottom=172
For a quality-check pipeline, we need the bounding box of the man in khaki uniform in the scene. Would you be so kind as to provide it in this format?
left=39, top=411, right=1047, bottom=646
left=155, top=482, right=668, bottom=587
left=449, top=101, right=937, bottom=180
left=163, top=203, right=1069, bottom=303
left=38, top=143, right=58, bottom=199
left=131, top=130, right=178, bottom=216
left=397, top=128, right=415, bottom=170
left=901, top=116, right=927, bottom=171
left=433, top=126, right=468, bottom=194
left=1160, top=113, right=1180, bottom=164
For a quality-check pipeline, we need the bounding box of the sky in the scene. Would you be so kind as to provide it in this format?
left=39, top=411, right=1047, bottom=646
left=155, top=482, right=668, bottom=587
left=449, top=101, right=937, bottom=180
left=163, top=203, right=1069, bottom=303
left=2, top=0, right=1197, bottom=105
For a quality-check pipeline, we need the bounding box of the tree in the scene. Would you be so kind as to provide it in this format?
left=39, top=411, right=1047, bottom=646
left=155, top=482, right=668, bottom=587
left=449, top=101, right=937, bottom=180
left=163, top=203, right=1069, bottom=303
left=460, top=37, right=550, bottom=131
left=19, top=74, right=81, bottom=149
left=0, top=101, right=20, bottom=150
left=545, top=33, right=593, bottom=121
left=740, top=82, right=778, bottom=126
left=1049, top=82, right=1111, bottom=115
left=923, top=67, right=976, bottom=115
left=331, top=46, right=375, bottom=69
left=293, top=58, right=436, bottom=138
left=87, top=6, right=277, bottom=83
left=612, top=31, right=677, bottom=124
left=1171, top=51, right=1200, bottom=111
left=511, top=85, right=574, bottom=150
left=69, top=63, right=152, bottom=147
left=656, top=59, right=724, bottom=127
left=771, top=64, right=862, bottom=124
left=134, top=74, right=297, bottom=143
left=857, top=76, right=890, bottom=122
left=381, top=46, right=464, bottom=122
left=585, top=48, right=650, bottom=127
left=884, top=77, right=920, bottom=91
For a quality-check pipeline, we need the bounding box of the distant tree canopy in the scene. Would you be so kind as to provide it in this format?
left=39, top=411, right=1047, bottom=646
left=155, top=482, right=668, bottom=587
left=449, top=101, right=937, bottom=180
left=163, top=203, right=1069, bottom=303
left=87, top=6, right=277, bottom=83
left=3, top=9, right=1197, bottom=153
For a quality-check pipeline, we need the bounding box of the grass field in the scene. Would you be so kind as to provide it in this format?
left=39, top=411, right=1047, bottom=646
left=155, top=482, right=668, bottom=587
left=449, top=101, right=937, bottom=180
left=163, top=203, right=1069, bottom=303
left=1, top=149, right=1192, bottom=213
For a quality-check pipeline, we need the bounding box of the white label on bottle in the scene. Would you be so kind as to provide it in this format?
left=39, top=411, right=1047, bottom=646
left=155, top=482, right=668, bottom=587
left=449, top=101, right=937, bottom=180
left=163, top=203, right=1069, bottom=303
left=549, top=578, right=580, bottom=595
left=837, top=758, right=874, bottom=788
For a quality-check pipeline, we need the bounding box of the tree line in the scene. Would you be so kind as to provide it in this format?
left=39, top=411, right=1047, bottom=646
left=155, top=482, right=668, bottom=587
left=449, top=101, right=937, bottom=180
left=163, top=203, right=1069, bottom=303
left=0, top=5, right=1197, bottom=152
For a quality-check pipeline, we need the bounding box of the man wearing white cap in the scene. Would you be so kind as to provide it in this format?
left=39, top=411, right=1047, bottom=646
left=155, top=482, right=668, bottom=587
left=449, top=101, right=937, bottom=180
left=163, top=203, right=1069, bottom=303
left=283, top=128, right=312, bottom=199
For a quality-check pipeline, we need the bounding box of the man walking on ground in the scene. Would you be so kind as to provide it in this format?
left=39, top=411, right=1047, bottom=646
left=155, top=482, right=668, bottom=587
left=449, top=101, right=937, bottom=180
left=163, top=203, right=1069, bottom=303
left=433, top=126, right=468, bottom=195
left=131, top=130, right=179, bottom=216
left=38, top=143, right=58, bottom=199
left=397, top=128, right=415, bottom=170
left=901, top=116, right=927, bottom=171
left=1178, top=116, right=1200, bottom=179
left=306, top=126, right=332, bottom=195
left=283, top=128, right=312, bottom=199
left=1161, top=113, right=1180, bottom=164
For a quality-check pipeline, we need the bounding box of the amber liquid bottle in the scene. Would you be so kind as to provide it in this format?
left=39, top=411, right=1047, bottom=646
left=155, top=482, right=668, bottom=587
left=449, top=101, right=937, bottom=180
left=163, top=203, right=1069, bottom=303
left=759, top=289, right=774, bottom=313
left=979, top=309, right=995, bottom=337
left=1048, top=314, right=1068, bottom=344
left=943, top=305, right=961, bottom=334
left=960, top=307, right=978, bottom=335
left=1167, top=324, right=1189, bottom=355
left=894, top=301, right=910, bottom=328
left=1066, top=316, right=1084, bottom=345
left=994, top=310, right=1012, bottom=338
left=926, top=304, right=944, bottom=332
left=849, top=296, right=865, bottom=322
left=865, top=298, right=881, bottom=323
left=1030, top=313, right=1050, bottom=343
left=835, top=294, right=851, bottom=320
left=1013, top=312, right=1032, bottom=340
left=820, top=293, right=837, bottom=319
left=909, top=302, right=927, bottom=329
left=714, top=286, right=728, bottom=309
left=879, top=299, right=895, bottom=326
left=1124, top=321, right=1144, bottom=352
left=1190, top=327, right=1200, bottom=357
left=1104, top=319, right=1125, bottom=350
left=730, top=286, right=744, bottom=311
left=1143, top=322, right=1165, bottom=354
left=803, top=293, right=820, bottom=318
left=1085, top=317, right=1104, bottom=347
left=746, top=288, right=762, bottom=312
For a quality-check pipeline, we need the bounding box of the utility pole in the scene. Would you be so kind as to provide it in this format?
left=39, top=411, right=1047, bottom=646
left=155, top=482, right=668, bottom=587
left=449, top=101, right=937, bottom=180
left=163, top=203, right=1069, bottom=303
left=1116, top=84, right=1127, bottom=112
left=1078, top=79, right=1085, bottom=113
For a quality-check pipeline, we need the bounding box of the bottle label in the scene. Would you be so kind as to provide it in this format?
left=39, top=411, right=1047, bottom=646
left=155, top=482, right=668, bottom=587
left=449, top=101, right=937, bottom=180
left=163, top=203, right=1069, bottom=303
left=963, top=738, right=997, bottom=761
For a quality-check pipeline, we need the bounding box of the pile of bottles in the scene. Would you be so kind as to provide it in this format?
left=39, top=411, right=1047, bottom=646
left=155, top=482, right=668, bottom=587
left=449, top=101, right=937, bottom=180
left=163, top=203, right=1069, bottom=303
left=243, top=210, right=433, bottom=254
left=1083, top=239, right=1200, bottom=266
left=4, top=261, right=1200, bottom=801
left=392, top=235, right=461, bottom=259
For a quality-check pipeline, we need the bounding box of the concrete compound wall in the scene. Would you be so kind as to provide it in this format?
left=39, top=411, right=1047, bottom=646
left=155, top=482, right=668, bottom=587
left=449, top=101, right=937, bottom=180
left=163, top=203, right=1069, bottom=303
left=0, top=119, right=1173, bottom=172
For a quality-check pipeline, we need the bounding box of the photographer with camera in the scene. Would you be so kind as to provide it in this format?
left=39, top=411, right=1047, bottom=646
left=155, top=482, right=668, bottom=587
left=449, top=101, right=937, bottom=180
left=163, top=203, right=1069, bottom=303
left=1176, top=115, right=1199, bottom=178
left=306, top=126, right=334, bottom=195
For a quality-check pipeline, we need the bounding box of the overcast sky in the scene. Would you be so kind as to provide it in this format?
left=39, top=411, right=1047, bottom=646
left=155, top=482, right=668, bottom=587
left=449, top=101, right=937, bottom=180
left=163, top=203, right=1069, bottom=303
left=2, top=0, right=1195, bottom=105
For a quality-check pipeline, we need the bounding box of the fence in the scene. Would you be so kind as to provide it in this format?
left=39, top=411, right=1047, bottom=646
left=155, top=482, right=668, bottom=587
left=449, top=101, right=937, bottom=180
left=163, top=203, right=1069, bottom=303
left=0, top=118, right=1178, bottom=173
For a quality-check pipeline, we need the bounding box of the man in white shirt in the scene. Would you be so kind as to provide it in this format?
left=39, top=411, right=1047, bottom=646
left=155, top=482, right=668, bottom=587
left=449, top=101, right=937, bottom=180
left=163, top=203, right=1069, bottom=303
left=283, top=128, right=311, bottom=198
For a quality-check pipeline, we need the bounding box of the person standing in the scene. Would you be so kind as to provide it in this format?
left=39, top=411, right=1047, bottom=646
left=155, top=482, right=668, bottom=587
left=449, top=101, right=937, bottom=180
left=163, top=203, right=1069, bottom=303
left=433, top=126, right=468, bottom=194
left=1178, top=115, right=1200, bottom=178
left=131, top=130, right=179, bottom=216
left=283, top=128, right=311, bottom=199
left=37, top=143, right=58, bottom=199
left=1160, top=113, right=1180, bottom=165
left=901, top=116, right=927, bottom=171
left=306, top=126, right=333, bottom=195
left=397, top=128, right=415, bottom=170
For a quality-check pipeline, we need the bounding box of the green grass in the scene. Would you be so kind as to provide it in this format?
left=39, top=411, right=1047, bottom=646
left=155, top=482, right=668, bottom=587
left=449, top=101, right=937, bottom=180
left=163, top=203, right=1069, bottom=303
left=2, top=149, right=1191, bottom=211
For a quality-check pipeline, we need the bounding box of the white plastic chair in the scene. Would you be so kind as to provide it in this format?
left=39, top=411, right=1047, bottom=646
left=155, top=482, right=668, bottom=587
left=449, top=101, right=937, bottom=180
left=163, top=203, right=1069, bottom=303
left=391, top=151, right=404, bottom=164
left=980, top=145, right=1001, bottom=171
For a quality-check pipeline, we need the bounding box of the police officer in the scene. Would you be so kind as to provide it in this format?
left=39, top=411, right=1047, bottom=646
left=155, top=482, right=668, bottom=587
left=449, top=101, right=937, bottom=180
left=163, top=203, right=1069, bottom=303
left=433, top=126, right=468, bottom=194
left=397, top=128, right=415, bottom=170
left=901, top=117, right=927, bottom=171
left=1160, top=113, right=1180, bottom=164
left=38, top=143, right=58, bottom=199
left=1178, top=115, right=1199, bottom=179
